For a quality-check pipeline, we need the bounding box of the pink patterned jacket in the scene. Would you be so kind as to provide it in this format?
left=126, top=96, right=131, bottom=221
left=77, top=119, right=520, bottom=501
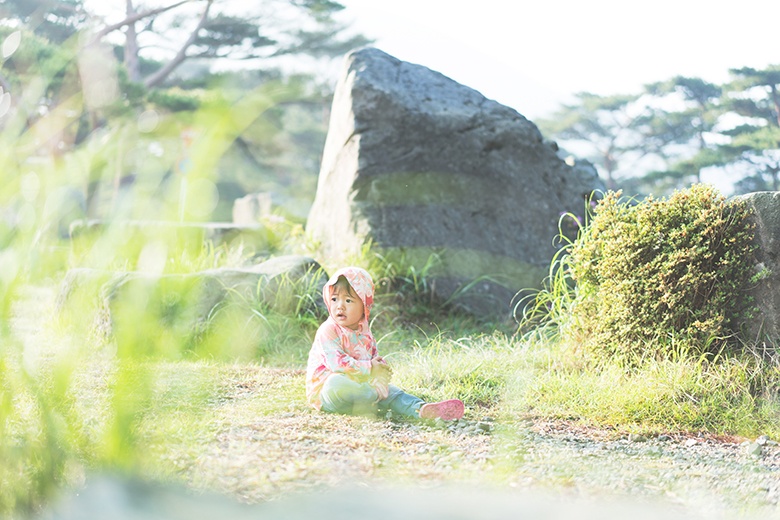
left=305, top=266, right=389, bottom=409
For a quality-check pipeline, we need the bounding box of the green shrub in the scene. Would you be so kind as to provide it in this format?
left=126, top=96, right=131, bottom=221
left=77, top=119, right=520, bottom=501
left=530, top=184, right=758, bottom=363
left=148, top=88, right=203, bottom=112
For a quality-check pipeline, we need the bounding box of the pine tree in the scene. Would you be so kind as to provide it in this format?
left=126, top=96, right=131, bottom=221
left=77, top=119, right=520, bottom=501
left=721, top=65, right=780, bottom=191
left=2, top=0, right=371, bottom=90
left=536, top=92, right=647, bottom=190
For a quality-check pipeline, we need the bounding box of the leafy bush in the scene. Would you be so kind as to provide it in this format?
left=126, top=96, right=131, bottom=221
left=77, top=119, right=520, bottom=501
left=527, top=184, right=758, bottom=363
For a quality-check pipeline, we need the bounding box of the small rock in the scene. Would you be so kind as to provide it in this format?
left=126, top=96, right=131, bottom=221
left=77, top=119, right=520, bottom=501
left=658, top=435, right=672, bottom=442
left=756, top=435, right=771, bottom=446
left=281, top=412, right=295, bottom=418
left=746, top=442, right=763, bottom=457
left=481, top=416, right=496, bottom=422
left=477, top=422, right=491, bottom=432
left=684, top=439, right=698, bottom=447
left=628, top=434, right=648, bottom=443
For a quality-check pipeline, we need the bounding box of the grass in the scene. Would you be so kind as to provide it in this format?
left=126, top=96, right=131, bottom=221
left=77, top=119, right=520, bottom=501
left=389, top=332, right=520, bottom=412
left=497, top=337, right=780, bottom=438
left=4, top=235, right=780, bottom=516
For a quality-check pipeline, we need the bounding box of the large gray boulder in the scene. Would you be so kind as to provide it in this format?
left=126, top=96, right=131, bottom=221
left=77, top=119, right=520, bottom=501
left=730, top=192, right=780, bottom=358
left=306, top=48, right=602, bottom=316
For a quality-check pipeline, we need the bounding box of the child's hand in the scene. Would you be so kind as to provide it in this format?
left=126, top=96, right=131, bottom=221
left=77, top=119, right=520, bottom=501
left=371, top=358, right=393, bottom=384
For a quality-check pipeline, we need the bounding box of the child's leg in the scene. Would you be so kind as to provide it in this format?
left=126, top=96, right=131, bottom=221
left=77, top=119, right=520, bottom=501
left=320, top=373, right=379, bottom=416
left=376, top=384, right=425, bottom=419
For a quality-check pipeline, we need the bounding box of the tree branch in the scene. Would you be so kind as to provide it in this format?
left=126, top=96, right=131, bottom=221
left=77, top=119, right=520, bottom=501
left=144, top=0, right=213, bottom=88
left=83, top=0, right=193, bottom=47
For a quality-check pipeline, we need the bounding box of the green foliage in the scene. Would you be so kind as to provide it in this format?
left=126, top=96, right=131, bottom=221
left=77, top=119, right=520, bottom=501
left=196, top=14, right=277, bottom=54
left=1, top=0, right=86, bottom=44
left=0, top=26, right=80, bottom=114
left=635, top=76, right=724, bottom=191
left=728, top=65, right=780, bottom=95
left=534, top=184, right=758, bottom=362
left=503, top=338, right=780, bottom=437
left=372, top=250, right=450, bottom=319
left=719, top=65, right=780, bottom=191
left=541, top=68, right=780, bottom=198
left=536, top=92, right=645, bottom=190
left=147, top=88, right=203, bottom=112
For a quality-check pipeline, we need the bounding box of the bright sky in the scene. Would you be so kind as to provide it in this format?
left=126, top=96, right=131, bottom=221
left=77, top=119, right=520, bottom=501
left=336, top=0, right=780, bottom=120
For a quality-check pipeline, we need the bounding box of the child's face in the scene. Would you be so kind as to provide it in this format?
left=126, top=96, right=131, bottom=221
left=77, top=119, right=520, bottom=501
left=329, top=284, right=364, bottom=331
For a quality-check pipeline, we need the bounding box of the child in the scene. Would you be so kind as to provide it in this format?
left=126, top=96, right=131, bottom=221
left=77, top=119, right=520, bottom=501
left=306, top=266, right=464, bottom=421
